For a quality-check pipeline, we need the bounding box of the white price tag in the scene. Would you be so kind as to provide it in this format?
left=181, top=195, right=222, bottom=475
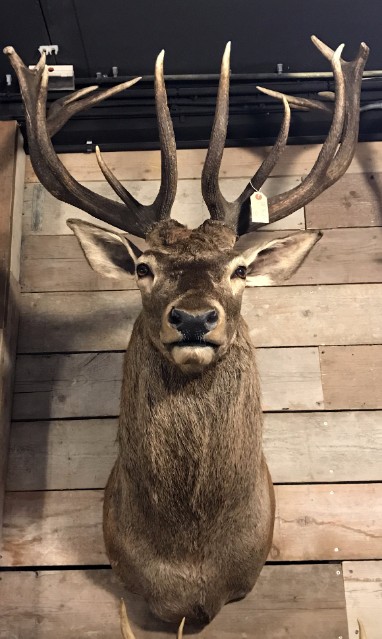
left=250, top=191, right=269, bottom=223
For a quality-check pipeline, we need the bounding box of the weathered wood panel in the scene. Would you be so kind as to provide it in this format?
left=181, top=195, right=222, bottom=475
left=1, top=490, right=105, bottom=566
left=271, top=483, right=382, bottom=562
left=275, top=227, right=382, bottom=285
left=306, top=173, right=382, bottom=228
left=12, top=348, right=323, bottom=420
left=263, top=411, right=382, bottom=484
left=7, top=418, right=117, bottom=490
left=7, top=411, right=382, bottom=491
left=343, top=561, right=382, bottom=639
left=0, top=283, right=19, bottom=535
left=17, top=285, right=382, bottom=354
left=0, top=282, right=19, bottom=402
left=23, top=176, right=303, bottom=236
left=320, top=345, right=382, bottom=409
left=0, top=122, right=24, bottom=536
left=21, top=228, right=382, bottom=293
left=21, top=234, right=138, bottom=293
left=18, top=290, right=141, bottom=353
left=24, top=141, right=382, bottom=182
left=1, top=484, right=381, bottom=566
left=12, top=352, right=125, bottom=420
left=0, top=122, right=19, bottom=325
left=22, top=179, right=207, bottom=236
left=0, top=564, right=348, bottom=639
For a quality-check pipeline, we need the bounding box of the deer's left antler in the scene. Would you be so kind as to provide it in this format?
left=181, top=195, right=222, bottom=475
left=202, top=36, right=369, bottom=234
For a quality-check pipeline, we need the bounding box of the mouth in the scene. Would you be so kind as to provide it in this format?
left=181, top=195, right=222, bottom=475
left=168, top=338, right=220, bottom=372
left=169, top=339, right=219, bottom=349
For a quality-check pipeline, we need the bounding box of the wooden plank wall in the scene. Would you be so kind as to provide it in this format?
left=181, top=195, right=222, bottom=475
left=1, top=142, right=382, bottom=638
left=0, top=122, right=24, bottom=536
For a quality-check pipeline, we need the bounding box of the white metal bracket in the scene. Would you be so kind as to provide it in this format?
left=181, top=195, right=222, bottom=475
left=38, top=45, right=59, bottom=56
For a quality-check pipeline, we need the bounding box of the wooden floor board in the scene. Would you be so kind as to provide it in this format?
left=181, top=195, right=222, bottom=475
left=0, top=564, right=348, bottom=639
left=343, top=561, right=382, bottom=639
left=6, top=411, right=382, bottom=491
left=1, top=484, right=381, bottom=566
left=12, top=348, right=324, bottom=420
left=21, top=227, right=382, bottom=293
left=17, top=284, right=382, bottom=353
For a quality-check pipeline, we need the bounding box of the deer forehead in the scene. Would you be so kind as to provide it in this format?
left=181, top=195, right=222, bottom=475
left=138, top=249, right=242, bottom=279
left=146, top=219, right=237, bottom=250
left=139, top=219, right=242, bottom=278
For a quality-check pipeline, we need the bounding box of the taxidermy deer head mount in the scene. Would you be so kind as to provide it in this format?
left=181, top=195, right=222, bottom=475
left=4, top=37, right=368, bottom=372
left=5, top=37, right=369, bottom=626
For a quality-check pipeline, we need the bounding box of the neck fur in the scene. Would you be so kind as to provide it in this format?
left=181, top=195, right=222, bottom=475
left=117, top=313, right=264, bottom=529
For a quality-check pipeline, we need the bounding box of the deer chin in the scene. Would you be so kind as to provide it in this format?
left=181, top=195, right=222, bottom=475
left=171, top=344, right=217, bottom=373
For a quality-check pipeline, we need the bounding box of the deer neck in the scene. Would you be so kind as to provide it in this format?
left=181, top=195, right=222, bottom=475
left=116, top=313, right=264, bottom=517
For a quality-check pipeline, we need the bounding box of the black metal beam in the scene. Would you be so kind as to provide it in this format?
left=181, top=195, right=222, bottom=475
left=1, top=74, right=382, bottom=152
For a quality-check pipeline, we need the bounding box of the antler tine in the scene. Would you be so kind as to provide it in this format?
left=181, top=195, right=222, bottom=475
left=4, top=46, right=178, bottom=238
left=96, top=145, right=141, bottom=209
left=325, top=41, right=369, bottom=184
left=357, top=618, right=367, bottom=639
left=119, top=600, right=186, bottom=639
left=153, top=50, right=178, bottom=218
left=120, top=600, right=136, bottom=639
left=236, top=96, right=291, bottom=209
left=47, top=76, right=141, bottom=137
left=256, top=38, right=369, bottom=228
left=201, top=41, right=232, bottom=224
left=95, top=50, right=178, bottom=218
left=201, top=44, right=293, bottom=232
left=257, top=86, right=333, bottom=114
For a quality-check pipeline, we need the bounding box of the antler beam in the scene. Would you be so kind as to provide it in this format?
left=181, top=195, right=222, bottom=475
left=4, top=46, right=178, bottom=238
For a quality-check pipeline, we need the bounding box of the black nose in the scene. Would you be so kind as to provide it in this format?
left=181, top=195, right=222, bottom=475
left=169, top=308, right=219, bottom=338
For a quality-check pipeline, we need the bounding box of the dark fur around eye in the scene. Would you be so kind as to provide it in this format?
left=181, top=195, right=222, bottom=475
left=232, top=265, right=247, bottom=279
left=136, top=263, right=152, bottom=278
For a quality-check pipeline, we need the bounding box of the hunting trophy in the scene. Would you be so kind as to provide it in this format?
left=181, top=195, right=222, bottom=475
left=5, top=35, right=368, bottom=624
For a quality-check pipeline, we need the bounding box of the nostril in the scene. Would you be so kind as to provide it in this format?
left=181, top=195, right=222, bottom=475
left=206, top=310, right=218, bottom=324
left=169, top=308, right=182, bottom=326
left=205, top=309, right=219, bottom=329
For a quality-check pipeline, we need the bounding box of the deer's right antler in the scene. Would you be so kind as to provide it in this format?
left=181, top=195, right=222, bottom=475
left=4, top=46, right=178, bottom=238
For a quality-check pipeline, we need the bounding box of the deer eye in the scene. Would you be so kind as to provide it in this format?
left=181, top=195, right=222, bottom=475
left=136, top=263, right=152, bottom=278
left=232, top=265, right=247, bottom=279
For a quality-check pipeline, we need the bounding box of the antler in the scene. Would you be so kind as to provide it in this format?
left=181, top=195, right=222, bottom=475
left=201, top=36, right=369, bottom=235
left=4, top=46, right=178, bottom=238
left=119, top=600, right=185, bottom=639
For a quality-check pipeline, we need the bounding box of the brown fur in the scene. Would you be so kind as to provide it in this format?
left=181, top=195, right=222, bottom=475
left=103, top=220, right=274, bottom=624
left=69, top=217, right=320, bottom=625
left=104, top=315, right=274, bottom=623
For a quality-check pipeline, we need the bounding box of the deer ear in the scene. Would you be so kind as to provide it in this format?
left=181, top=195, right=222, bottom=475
left=67, top=218, right=142, bottom=279
left=241, top=231, right=322, bottom=287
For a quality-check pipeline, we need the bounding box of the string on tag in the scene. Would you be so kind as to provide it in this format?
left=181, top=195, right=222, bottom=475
left=249, top=179, right=259, bottom=193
